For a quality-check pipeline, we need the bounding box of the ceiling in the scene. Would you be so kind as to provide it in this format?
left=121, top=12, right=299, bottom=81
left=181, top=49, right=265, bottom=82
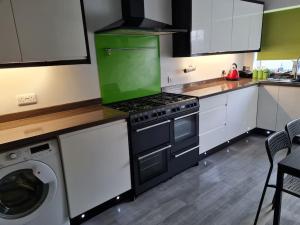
left=262, top=0, right=300, bottom=10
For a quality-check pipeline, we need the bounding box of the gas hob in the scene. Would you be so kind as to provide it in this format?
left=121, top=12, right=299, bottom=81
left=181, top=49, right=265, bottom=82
left=108, top=92, right=198, bottom=125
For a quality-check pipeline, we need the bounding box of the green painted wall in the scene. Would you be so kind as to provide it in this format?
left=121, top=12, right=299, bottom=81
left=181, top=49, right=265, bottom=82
left=258, top=7, right=300, bottom=60
left=95, top=34, right=161, bottom=104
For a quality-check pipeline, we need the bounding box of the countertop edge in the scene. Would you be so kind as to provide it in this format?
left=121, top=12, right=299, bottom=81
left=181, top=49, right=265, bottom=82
left=0, top=112, right=128, bottom=152
left=196, top=83, right=258, bottom=100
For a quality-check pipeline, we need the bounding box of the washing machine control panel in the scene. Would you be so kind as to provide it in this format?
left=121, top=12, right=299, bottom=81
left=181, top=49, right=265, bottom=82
left=0, top=140, right=56, bottom=168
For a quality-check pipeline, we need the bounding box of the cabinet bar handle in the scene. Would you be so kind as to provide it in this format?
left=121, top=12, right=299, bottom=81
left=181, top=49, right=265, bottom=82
left=174, top=111, right=199, bottom=121
left=175, top=145, right=200, bottom=158
left=138, top=145, right=172, bottom=160
left=136, top=120, right=171, bottom=133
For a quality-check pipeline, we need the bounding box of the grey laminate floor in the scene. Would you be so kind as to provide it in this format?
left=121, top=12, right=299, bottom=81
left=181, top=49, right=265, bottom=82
left=83, top=135, right=300, bottom=225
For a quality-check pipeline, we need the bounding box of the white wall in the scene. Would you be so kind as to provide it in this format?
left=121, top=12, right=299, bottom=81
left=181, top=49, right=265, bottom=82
left=160, top=36, right=253, bottom=87
left=0, top=0, right=122, bottom=116
left=2, top=0, right=287, bottom=115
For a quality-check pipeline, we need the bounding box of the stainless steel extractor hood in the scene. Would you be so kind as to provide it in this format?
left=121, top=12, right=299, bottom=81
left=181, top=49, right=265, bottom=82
left=95, top=0, right=186, bottom=35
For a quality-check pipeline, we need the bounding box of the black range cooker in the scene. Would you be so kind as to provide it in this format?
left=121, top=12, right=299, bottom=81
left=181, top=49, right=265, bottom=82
left=108, top=93, right=199, bottom=195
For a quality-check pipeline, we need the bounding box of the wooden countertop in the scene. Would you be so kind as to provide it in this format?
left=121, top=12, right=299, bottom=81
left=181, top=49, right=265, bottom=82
left=0, top=104, right=128, bottom=152
left=163, top=78, right=258, bottom=99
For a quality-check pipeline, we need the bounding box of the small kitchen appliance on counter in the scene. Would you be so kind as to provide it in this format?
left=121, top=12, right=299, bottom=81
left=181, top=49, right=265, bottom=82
left=226, top=63, right=240, bottom=81
left=108, top=92, right=199, bottom=195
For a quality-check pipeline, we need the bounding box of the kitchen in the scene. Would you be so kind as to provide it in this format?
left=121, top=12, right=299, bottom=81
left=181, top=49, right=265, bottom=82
left=1, top=0, right=300, bottom=225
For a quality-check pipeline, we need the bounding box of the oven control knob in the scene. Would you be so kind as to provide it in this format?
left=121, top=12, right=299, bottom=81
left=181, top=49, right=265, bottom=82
left=176, top=107, right=180, bottom=111
left=152, top=112, right=157, bottom=117
left=171, top=108, right=176, bottom=112
left=8, top=153, right=17, bottom=160
left=144, top=115, right=149, bottom=120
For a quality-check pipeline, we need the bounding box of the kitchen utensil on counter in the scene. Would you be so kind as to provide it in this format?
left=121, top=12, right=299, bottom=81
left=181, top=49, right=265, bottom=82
left=239, top=70, right=253, bottom=78
left=263, top=69, right=270, bottom=80
left=252, top=69, right=258, bottom=80
left=226, top=63, right=240, bottom=81
left=258, top=69, right=263, bottom=80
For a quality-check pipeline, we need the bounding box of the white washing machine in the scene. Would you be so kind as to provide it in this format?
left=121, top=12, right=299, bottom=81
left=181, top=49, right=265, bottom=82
left=0, top=139, right=70, bottom=225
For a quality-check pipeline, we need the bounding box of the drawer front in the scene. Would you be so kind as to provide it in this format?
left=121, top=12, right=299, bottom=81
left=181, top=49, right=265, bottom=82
left=199, top=93, right=227, bottom=113
left=131, top=120, right=171, bottom=154
left=199, top=125, right=227, bottom=154
left=199, top=105, right=227, bottom=134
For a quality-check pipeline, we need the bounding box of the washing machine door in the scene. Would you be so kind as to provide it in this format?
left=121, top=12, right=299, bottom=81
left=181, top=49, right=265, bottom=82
left=0, top=160, right=57, bottom=225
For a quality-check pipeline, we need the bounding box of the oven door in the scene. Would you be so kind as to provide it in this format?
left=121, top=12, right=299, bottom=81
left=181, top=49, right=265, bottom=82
left=131, top=119, right=171, bottom=154
left=173, top=110, right=199, bottom=144
left=136, top=145, right=171, bottom=184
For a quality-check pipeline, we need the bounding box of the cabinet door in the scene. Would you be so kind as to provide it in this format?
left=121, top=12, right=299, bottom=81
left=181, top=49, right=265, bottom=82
left=248, top=2, right=264, bottom=50
left=231, top=0, right=264, bottom=51
left=227, top=86, right=258, bottom=140
left=0, top=0, right=21, bottom=63
left=199, top=94, right=227, bottom=154
left=191, top=0, right=213, bottom=54
left=11, top=0, right=87, bottom=62
left=276, top=87, right=300, bottom=131
left=257, top=85, right=279, bottom=131
left=210, top=0, right=234, bottom=53
left=231, top=0, right=251, bottom=51
left=59, top=120, right=131, bottom=218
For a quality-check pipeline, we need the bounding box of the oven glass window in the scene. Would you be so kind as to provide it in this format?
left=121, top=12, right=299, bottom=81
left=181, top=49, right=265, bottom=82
left=0, top=169, right=49, bottom=219
left=138, top=149, right=168, bottom=184
left=174, top=115, right=197, bottom=143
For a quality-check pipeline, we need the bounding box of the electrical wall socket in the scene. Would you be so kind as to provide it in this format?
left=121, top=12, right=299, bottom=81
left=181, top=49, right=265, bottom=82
left=17, top=93, right=37, bottom=106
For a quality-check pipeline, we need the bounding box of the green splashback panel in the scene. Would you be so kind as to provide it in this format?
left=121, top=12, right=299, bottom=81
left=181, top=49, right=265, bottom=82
left=258, top=7, right=300, bottom=60
left=95, top=34, right=161, bottom=104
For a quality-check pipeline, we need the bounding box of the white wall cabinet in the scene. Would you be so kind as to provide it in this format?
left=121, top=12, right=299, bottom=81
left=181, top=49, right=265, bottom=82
left=59, top=120, right=131, bottom=218
left=227, top=86, right=258, bottom=140
left=173, top=0, right=264, bottom=56
left=231, top=0, right=264, bottom=51
left=191, top=0, right=213, bottom=54
left=257, top=85, right=279, bottom=131
left=11, top=0, right=87, bottom=62
left=210, top=0, right=234, bottom=53
left=0, top=0, right=88, bottom=66
left=0, top=0, right=21, bottom=63
left=276, top=87, right=300, bottom=131
left=248, top=2, right=264, bottom=50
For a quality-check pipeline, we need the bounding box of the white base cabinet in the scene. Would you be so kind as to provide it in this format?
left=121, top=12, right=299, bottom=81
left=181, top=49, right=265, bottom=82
left=257, top=85, right=300, bottom=131
left=59, top=120, right=131, bottom=218
left=199, top=86, right=258, bottom=154
left=227, top=86, right=258, bottom=140
left=276, top=86, right=300, bottom=131
left=257, top=85, right=279, bottom=131
left=199, top=94, right=227, bottom=154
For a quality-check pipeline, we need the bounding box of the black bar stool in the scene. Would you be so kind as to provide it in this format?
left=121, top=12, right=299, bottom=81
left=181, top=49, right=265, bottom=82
left=253, top=131, right=300, bottom=225
left=285, top=118, right=300, bottom=147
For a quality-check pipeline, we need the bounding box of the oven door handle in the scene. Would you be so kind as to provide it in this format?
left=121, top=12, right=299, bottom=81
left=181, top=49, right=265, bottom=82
left=136, top=120, right=171, bottom=133
left=138, top=145, right=172, bottom=160
left=174, top=111, right=199, bottom=121
left=174, top=145, right=200, bottom=158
